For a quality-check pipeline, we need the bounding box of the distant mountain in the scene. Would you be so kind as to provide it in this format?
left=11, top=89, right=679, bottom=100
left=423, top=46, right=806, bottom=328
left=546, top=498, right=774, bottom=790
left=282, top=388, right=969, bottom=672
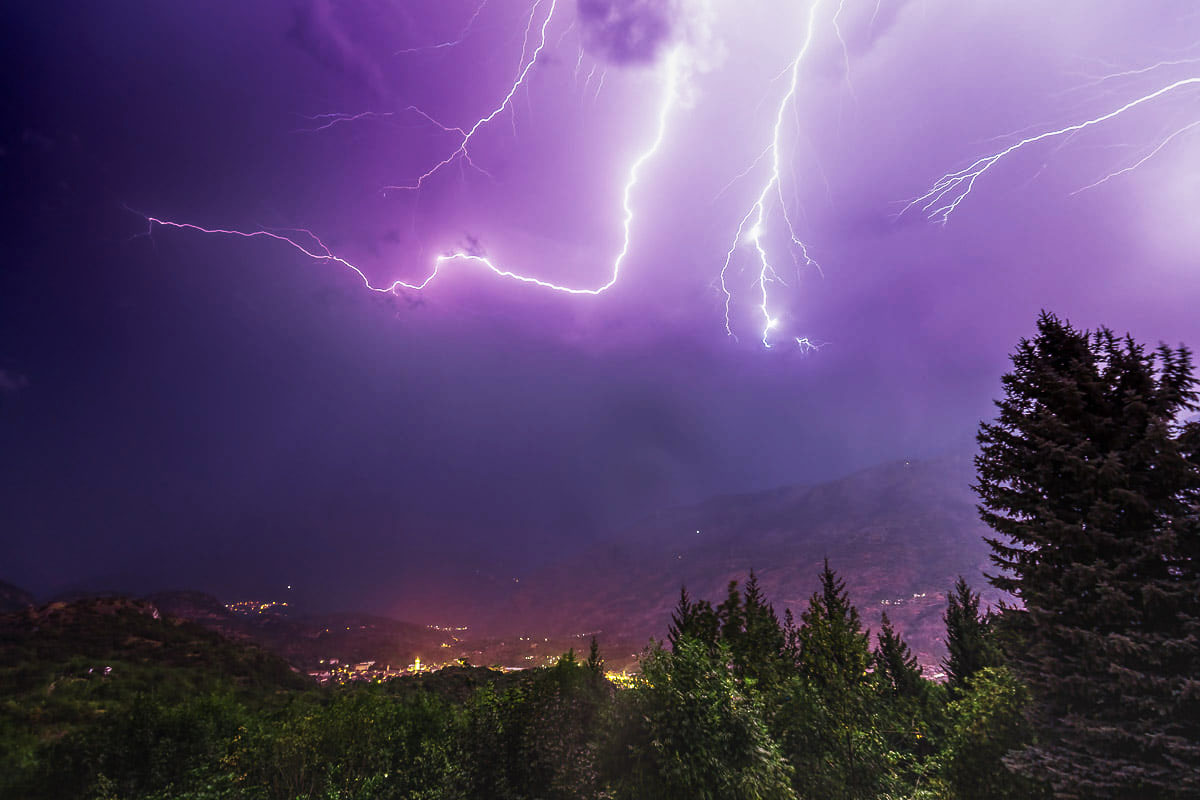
left=145, top=590, right=449, bottom=671
left=0, top=579, right=34, bottom=613
left=0, top=454, right=999, bottom=675
left=491, top=453, right=1002, bottom=671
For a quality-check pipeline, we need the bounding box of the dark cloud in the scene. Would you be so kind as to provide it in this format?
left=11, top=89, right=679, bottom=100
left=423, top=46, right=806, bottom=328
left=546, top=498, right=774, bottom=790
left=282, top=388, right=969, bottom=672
left=577, top=0, right=679, bottom=64
left=460, top=234, right=485, bottom=258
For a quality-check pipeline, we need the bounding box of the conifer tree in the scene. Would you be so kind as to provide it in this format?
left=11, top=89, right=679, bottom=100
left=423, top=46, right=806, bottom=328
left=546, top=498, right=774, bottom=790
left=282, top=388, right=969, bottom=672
left=872, top=612, right=936, bottom=789
left=737, top=570, right=789, bottom=689
left=667, top=585, right=718, bottom=652
left=586, top=636, right=603, bottom=676
left=976, top=312, right=1200, bottom=798
left=941, top=577, right=997, bottom=693
left=873, top=613, right=923, bottom=699
left=782, top=607, right=801, bottom=665
left=667, top=586, right=694, bottom=651
left=716, top=579, right=744, bottom=652
left=796, top=560, right=870, bottom=689
left=788, top=560, right=886, bottom=800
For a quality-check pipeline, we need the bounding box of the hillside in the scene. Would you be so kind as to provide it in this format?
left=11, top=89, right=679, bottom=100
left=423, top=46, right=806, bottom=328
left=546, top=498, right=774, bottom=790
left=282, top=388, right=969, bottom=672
left=0, top=594, right=310, bottom=792
left=494, top=453, right=1001, bottom=671
left=0, top=596, right=309, bottom=697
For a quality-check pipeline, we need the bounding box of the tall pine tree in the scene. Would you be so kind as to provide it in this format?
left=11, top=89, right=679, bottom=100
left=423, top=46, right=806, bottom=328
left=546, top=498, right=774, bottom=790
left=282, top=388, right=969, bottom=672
left=874, top=612, right=923, bottom=699
left=716, top=579, right=744, bottom=654
left=667, top=585, right=719, bottom=652
left=976, top=312, right=1200, bottom=798
left=873, top=612, right=936, bottom=789
left=737, top=570, right=790, bottom=690
left=941, top=576, right=998, bottom=693
left=796, top=560, right=870, bottom=689
left=787, top=560, right=886, bottom=800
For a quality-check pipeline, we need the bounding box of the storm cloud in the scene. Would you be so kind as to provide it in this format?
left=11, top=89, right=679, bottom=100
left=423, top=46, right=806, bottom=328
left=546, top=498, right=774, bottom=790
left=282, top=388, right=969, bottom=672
left=3, top=0, right=1199, bottom=615
left=576, top=0, right=680, bottom=64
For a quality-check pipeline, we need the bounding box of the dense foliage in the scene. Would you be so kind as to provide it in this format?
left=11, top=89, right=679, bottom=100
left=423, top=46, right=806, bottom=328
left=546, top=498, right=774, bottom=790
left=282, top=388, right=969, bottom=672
left=0, top=575, right=1031, bottom=800
left=1, top=313, right=1194, bottom=799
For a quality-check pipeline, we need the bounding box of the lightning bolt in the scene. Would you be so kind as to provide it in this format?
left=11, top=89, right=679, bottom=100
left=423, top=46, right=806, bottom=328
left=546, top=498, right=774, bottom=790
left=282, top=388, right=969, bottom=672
left=295, top=106, right=468, bottom=137
left=434, top=50, right=680, bottom=294
left=573, top=47, right=586, bottom=85
left=1070, top=117, right=1200, bottom=195
left=144, top=49, right=682, bottom=300
left=141, top=2, right=838, bottom=351
left=832, top=0, right=855, bottom=98
left=906, top=74, right=1200, bottom=224
left=1067, top=56, right=1200, bottom=92
left=297, top=111, right=396, bottom=133
left=720, top=0, right=826, bottom=348
left=794, top=336, right=828, bottom=354
left=395, top=0, right=491, bottom=55
left=384, top=0, right=559, bottom=193
left=593, top=70, right=608, bottom=102
left=868, top=0, right=884, bottom=35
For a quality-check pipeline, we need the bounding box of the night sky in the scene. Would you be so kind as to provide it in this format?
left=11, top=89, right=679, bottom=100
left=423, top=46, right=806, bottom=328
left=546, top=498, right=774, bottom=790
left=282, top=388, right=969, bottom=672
left=3, top=0, right=1199, bottom=615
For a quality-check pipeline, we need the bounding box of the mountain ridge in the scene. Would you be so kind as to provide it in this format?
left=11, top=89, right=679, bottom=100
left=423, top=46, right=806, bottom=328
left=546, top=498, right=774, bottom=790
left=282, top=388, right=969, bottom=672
left=486, top=452, right=1001, bottom=670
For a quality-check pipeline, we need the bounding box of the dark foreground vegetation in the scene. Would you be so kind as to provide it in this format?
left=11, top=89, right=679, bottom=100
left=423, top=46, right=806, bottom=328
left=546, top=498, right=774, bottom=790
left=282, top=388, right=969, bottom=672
left=0, top=574, right=1028, bottom=800
left=2, top=312, right=1198, bottom=800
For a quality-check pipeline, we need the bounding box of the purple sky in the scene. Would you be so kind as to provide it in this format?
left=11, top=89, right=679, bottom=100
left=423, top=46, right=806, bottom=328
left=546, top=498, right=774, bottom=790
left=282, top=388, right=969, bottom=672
left=2, top=0, right=1199, bottom=614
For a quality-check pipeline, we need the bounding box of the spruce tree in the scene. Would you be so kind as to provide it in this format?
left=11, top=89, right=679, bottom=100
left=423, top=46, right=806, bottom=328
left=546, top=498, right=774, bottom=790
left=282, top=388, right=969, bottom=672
left=796, top=560, right=870, bottom=689
left=667, top=586, right=694, bottom=651
left=667, top=585, right=719, bottom=652
left=789, top=560, right=885, bottom=800
left=941, top=576, right=997, bottom=693
left=716, top=579, right=744, bottom=652
left=782, top=607, right=801, bottom=666
left=586, top=636, right=603, bottom=676
left=874, top=612, right=923, bottom=698
left=873, top=612, right=935, bottom=789
left=976, top=312, right=1200, bottom=798
left=737, top=570, right=789, bottom=689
